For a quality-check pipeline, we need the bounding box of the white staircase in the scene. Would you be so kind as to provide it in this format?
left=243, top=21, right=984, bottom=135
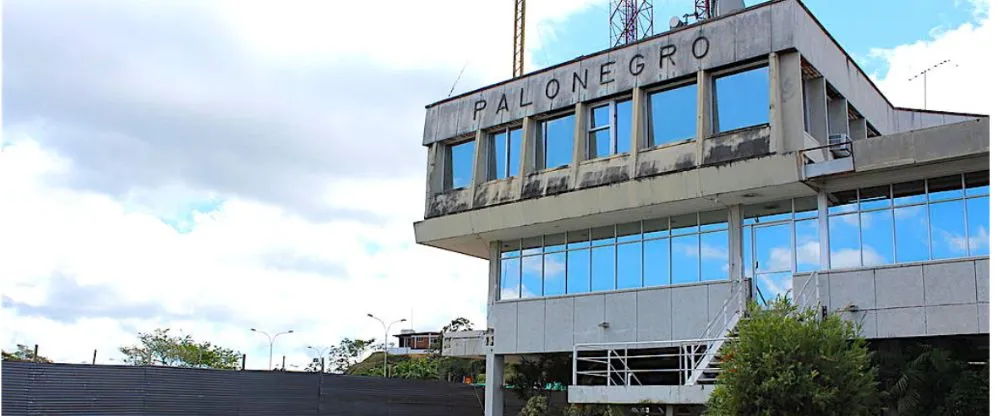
left=570, top=278, right=750, bottom=402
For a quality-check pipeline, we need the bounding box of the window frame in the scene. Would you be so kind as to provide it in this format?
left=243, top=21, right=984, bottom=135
left=535, top=111, right=577, bottom=171
left=644, top=78, right=698, bottom=148
left=587, top=96, right=632, bottom=159
left=487, top=124, right=524, bottom=181
left=710, top=62, right=771, bottom=135
left=442, top=136, right=476, bottom=190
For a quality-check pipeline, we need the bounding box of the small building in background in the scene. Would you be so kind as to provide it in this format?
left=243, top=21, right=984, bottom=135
left=387, top=329, right=442, bottom=356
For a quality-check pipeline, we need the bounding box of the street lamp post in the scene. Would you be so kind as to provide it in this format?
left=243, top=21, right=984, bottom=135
left=366, top=313, right=406, bottom=378
left=306, top=345, right=328, bottom=372
left=250, top=328, right=294, bottom=370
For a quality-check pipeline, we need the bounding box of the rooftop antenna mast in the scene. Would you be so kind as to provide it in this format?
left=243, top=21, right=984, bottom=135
left=513, top=0, right=526, bottom=77
left=610, top=0, right=654, bottom=47
left=907, top=59, right=957, bottom=110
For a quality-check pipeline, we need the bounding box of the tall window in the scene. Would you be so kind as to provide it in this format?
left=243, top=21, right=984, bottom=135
left=445, top=139, right=475, bottom=189
left=497, top=210, right=730, bottom=300
left=714, top=66, right=770, bottom=133
left=647, top=83, right=697, bottom=147
left=489, top=127, right=523, bottom=180
left=588, top=99, right=633, bottom=159
left=536, top=113, right=575, bottom=170
left=743, top=198, right=817, bottom=303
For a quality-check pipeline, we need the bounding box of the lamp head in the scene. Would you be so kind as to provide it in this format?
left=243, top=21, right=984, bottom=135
left=367, top=313, right=374, bottom=318
left=400, top=319, right=407, bottom=322
left=250, top=328, right=258, bottom=332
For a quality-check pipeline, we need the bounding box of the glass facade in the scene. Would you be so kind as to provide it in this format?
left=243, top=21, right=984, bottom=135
left=497, top=172, right=989, bottom=301
left=828, top=171, right=989, bottom=265
left=498, top=210, right=730, bottom=300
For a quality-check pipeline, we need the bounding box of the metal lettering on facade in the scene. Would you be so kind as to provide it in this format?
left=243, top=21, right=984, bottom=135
left=471, top=36, right=710, bottom=122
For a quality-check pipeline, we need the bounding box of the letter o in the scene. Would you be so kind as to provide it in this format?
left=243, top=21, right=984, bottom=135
left=692, top=36, right=710, bottom=59
left=545, top=79, right=560, bottom=99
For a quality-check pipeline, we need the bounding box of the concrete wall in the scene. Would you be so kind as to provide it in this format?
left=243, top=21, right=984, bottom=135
left=490, top=281, right=733, bottom=355
left=792, top=257, right=989, bottom=339
left=851, top=118, right=989, bottom=173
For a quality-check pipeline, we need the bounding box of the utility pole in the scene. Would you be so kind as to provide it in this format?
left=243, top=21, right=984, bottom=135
left=907, top=59, right=956, bottom=109
left=366, top=314, right=407, bottom=378
left=92, top=349, right=97, bottom=365
left=250, top=328, right=294, bottom=370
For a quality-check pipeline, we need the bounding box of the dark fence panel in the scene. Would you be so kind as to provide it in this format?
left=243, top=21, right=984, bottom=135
left=1, top=362, right=566, bottom=416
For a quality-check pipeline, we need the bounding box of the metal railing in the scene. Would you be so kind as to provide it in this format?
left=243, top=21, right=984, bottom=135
left=573, top=337, right=732, bottom=387
left=572, top=278, right=749, bottom=388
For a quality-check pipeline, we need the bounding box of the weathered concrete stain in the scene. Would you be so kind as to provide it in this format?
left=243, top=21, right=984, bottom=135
left=473, top=180, right=520, bottom=208
left=545, top=174, right=571, bottom=195
left=637, top=153, right=696, bottom=179
left=704, top=126, right=771, bottom=166
left=579, top=165, right=630, bottom=189
left=521, top=176, right=545, bottom=199
left=427, top=189, right=469, bottom=218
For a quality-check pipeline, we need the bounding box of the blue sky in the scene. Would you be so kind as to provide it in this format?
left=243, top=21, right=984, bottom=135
left=530, top=0, right=982, bottom=79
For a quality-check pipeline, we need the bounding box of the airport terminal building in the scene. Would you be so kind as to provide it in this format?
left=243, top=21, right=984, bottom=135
left=414, top=0, right=989, bottom=414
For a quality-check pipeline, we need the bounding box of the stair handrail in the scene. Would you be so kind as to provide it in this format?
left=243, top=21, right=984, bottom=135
left=700, top=277, right=749, bottom=340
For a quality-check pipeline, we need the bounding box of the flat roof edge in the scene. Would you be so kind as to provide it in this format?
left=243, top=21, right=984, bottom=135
left=895, top=107, right=990, bottom=118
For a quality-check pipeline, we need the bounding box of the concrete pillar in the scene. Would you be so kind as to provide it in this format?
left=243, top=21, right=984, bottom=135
left=804, top=77, right=828, bottom=143
left=817, top=192, right=831, bottom=270
left=425, top=143, right=443, bottom=217
left=519, top=117, right=536, bottom=177
left=828, top=97, right=849, bottom=138
left=484, top=353, right=505, bottom=416
left=629, top=87, right=645, bottom=179
left=767, top=53, right=785, bottom=155
left=487, top=241, right=501, bottom=313
left=728, top=204, right=744, bottom=281
left=471, top=129, right=489, bottom=186
left=777, top=52, right=805, bottom=152
left=570, top=102, right=587, bottom=184
left=849, top=117, right=867, bottom=141
left=695, top=70, right=712, bottom=166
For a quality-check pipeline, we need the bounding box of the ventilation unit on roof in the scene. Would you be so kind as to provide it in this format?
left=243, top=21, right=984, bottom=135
left=828, top=134, right=853, bottom=158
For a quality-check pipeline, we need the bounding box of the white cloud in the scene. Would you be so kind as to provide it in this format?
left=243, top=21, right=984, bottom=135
left=0, top=139, right=487, bottom=368
left=869, top=0, right=996, bottom=116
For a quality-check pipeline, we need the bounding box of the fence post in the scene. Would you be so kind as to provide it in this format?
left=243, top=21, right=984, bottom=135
left=241, top=354, right=247, bottom=371
left=33, top=344, right=39, bottom=363
left=92, top=349, right=97, bottom=365
left=321, top=357, right=325, bottom=373
left=282, top=355, right=286, bottom=371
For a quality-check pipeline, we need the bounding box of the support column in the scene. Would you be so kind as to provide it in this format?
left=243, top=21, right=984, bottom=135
left=570, top=102, right=587, bottom=185
left=484, top=352, right=505, bottom=416
left=728, top=205, right=744, bottom=282
left=777, top=52, right=805, bottom=152
left=828, top=97, right=849, bottom=139
left=518, top=117, right=536, bottom=177
left=695, top=70, right=711, bottom=166
left=804, top=77, right=828, bottom=143
left=849, top=117, right=867, bottom=141
left=768, top=52, right=785, bottom=155
left=817, top=192, right=831, bottom=270
left=425, top=142, right=443, bottom=217
left=629, top=86, right=645, bottom=179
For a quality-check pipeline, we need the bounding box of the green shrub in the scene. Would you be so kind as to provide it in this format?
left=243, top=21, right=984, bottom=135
left=705, top=295, right=880, bottom=415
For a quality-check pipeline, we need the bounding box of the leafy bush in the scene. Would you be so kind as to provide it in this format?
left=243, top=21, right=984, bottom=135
left=705, top=296, right=880, bottom=415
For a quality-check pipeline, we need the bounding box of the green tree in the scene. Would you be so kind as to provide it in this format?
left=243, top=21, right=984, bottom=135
left=2, top=344, right=52, bottom=363
left=328, top=337, right=376, bottom=373
left=509, top=354, right=572, bottom=400
left=519, top=395, right=553, bottom=416
left=875, top=342, right=989, bottom=415
left=119, top=328, right=241, bottom=369
left=705, top=296, right=880, bottom=416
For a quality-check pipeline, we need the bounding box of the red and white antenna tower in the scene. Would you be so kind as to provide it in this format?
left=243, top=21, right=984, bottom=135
left=610, top=0, right=654, bottom=47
